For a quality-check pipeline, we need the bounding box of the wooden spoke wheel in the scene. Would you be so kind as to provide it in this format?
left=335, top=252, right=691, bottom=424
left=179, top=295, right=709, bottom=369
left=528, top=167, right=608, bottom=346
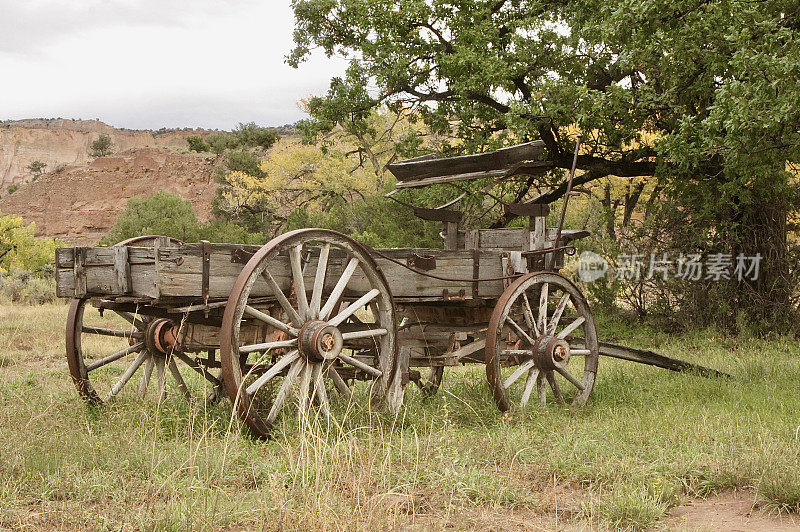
left=486, top=272, right=599, bottom=411
left=65, top=236, right=217, bottom=405
left=220, top=228, right=400, bottom=439
left=65, top=298, right=213, bottom=403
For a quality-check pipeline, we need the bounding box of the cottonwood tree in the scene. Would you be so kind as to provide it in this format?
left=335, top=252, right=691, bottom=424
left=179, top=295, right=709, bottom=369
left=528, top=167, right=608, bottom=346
left=290, top=0, right=800, bottom=326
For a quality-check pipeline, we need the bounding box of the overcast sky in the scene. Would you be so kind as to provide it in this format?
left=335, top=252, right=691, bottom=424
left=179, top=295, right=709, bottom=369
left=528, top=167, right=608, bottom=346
left=0, top=0, right=347, bottom=130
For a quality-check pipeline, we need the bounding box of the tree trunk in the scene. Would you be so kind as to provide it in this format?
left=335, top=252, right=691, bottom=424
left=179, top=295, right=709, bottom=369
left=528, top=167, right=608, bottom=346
left=734, top=189, right=792, bottom=326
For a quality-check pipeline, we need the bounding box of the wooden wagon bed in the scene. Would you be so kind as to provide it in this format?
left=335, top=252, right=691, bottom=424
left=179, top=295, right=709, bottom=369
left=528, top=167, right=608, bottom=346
left=55, top=228, right=589, bottom=305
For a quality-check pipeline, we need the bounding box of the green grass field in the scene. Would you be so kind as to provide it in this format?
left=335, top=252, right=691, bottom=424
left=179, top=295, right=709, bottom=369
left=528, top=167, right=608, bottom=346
left=1, top=303, right=799, bottom=530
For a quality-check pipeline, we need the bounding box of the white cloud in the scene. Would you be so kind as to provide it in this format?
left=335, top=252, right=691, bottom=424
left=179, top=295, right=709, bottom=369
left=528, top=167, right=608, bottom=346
left=0, top=0, right=346, bottom=129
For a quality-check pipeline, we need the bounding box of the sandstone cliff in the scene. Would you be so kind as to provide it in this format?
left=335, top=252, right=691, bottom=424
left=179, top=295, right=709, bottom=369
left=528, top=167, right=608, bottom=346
left=0, top=118, right=208, bottom=190
left=0, top=147, right=219, bottom=245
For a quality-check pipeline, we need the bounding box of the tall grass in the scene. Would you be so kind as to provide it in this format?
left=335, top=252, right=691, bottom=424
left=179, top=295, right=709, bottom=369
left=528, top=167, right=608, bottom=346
left=0, top=304, right=798, bottom=529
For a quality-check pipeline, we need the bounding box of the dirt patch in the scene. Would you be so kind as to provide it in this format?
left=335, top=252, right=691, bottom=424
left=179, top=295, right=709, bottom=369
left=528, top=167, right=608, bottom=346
left=663, top=490, right=800, bottom=531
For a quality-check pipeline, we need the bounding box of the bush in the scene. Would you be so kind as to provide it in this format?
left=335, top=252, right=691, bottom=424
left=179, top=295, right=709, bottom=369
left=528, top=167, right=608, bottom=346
left=232, top=122, right=279, bottom=150
left=204, top=124, right=280, bottom=155
left=186, top=136, right=209, bottom=153
left=26, top=160, right=47, bottom=177
left=6, top=185, right=18, bottom=195
left=225, top=149, right=264, bottom=177
left=285, top=192, right=441, bottom=249
left=102, top=192, right=266, bottom=245
left=0, top=270, right=57, bottom=305
left=90, top=134, right=114, bottom=157
left=206, top=133, right=238, bottom=155
left=101, top=192, right=203, bottom=244
left=1, top=213, right=62, bottom=273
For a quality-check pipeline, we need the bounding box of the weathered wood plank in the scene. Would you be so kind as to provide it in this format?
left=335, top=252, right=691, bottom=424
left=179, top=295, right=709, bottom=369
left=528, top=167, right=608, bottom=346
left=55, top=247, right=74, bottom=268
left=56, top=243, right=515, bottom=302
left=461, top=227, right=590, bottom=251
left=387, top=141, right=546, bottom=182
left=112, top=246, right=131, bottom=294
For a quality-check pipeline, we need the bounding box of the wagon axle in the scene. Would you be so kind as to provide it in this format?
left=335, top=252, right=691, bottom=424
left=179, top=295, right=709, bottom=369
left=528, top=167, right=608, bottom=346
left=531, top=335, right=571, bottom=372
left=297, top=320, right=343, bottom=361
left=143, top=318, right=179, bottom=355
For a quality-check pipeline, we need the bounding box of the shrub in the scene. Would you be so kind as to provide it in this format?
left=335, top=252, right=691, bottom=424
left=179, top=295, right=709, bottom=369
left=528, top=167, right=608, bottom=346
left=204, top=124, right=280, bottom=155
left=225, top=149, right=264, bottom=177
left=102, top=192, right=265, bottom=245
left=6, top=185, right=18, bottom=195
left=90, top=134, right=114, bottom=157
left=285, top=192, right=441, bottom=249
left=101, top=192, right=203, bottom=244
left=0, top=270, right=57, bottom=305
left=232, top=122, right=279, bottom=150
left=207, top=133, right=238, bottom=155
left=186, top=136, right=209, bottom=153
left=0, top=213, right=62, bottom=273
left=26, top=160, right=47, bottom=177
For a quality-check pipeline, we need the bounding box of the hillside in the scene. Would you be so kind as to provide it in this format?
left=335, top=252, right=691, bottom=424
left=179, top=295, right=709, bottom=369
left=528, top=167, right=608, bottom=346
left=0, top=147, right=218, bottom=245
left=0, top=118, right=209, bottom=190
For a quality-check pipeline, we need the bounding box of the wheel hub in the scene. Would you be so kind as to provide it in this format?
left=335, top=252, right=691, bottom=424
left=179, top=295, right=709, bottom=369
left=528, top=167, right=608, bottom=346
left=144, top=318, right=179, bottom=354
left=298, top=320, right=343, bottom=361
left=531, top=335, right=571, bottom=371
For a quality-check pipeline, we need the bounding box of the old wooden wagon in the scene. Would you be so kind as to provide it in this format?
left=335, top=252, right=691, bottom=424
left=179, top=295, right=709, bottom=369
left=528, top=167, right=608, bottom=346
left=56, top=137, right=722, bottom=439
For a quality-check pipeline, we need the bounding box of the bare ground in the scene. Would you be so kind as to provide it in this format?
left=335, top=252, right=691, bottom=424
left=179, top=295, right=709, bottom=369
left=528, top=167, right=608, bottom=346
left=663, top=490, right=800, bottom=531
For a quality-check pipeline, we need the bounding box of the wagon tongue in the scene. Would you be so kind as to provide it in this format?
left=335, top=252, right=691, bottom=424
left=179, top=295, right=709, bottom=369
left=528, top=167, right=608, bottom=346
left=595, top=340, right=731, bottom=379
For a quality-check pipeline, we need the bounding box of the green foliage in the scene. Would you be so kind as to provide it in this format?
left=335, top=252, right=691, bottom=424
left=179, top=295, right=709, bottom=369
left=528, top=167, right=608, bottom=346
left=102, top=192, right=265, bottom=245
left=206, top=132, right=239, bottom=155
left=285, top=191, right=441, bottom=248
left=224, top=149, right=264, bottom=177
left=90, top=134, right=114, bottom=157
left=6, top=185, right=18, bottom=195
left=0, top=270, right=57, bottom=305
left=291, top=0, right=800, bottom=329
left=186, top=136, right=209, bottom=153
left=102, top=192, right=199, bottom=244
left=26, top=160, right=47, bottom=177
left=0, top=212, right=62, bottom=273
left=203, top=123, right=280, bottom=155
left=213, top=107, right=444, bottom=245
left=232, top=122, right=280, bottom=150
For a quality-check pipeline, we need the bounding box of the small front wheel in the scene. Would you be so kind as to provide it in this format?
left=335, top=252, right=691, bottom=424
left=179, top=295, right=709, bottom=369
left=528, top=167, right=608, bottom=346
left=485, top=272, right=599, bottom=411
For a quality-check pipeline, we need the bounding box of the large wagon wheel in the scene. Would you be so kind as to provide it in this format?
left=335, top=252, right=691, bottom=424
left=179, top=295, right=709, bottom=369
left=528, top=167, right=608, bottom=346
left=66, top=236, right=210, bottom=404
left=486, top=272, right=599, bottom=411
left=220, top=228, right=400, bottom=439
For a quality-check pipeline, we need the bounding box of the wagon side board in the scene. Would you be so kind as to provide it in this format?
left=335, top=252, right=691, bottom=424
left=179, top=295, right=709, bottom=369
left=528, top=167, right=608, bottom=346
left=56, top=244, right=512, bottom=303
left=56, top=246, right=159, bottom=299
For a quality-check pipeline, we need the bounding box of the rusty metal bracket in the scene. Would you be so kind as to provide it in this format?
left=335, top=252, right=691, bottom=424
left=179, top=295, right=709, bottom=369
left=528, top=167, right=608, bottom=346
left=407, top=252, right=437, bottom=271
left=201, top=240, right=211, bottom=308
left=442, top=288, right=466, bottom=301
